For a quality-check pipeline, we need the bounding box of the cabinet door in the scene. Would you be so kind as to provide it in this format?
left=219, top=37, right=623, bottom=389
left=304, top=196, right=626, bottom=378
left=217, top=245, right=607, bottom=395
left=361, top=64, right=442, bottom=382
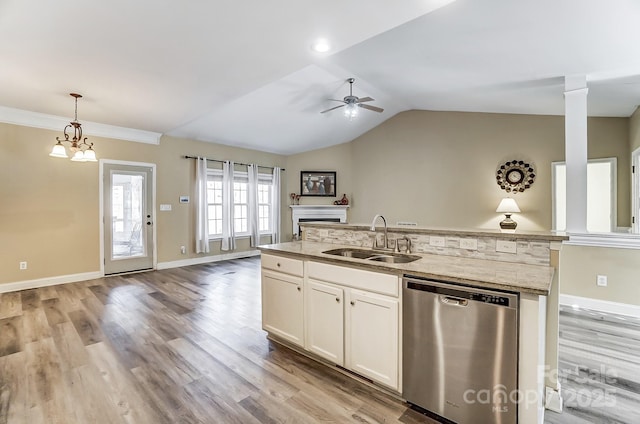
left=306, top=280, right=344, bottom=365
left=262, top=270, right=304, bottom=347
left=346, top=289, right=399, bottom=390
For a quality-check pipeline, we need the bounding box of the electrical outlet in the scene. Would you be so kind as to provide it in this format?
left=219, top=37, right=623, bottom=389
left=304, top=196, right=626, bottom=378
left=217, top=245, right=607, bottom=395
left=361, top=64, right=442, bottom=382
left=160, top=204, right=172, bottom=211
left=180, top=246, right=186, bottom=255
left=596, top=275, right=608, bottom=287
left=19, top=261, right=27, bottom=270
left=429, top=236, right=446, bottom=247
left=460, top=238, right=478, bottom=250
left=496, top=240, right=517, bottom=254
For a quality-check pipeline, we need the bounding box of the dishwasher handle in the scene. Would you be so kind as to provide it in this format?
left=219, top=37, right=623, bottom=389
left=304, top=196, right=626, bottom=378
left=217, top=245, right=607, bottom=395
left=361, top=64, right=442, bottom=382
left=440, top=295, right=468, bottom=307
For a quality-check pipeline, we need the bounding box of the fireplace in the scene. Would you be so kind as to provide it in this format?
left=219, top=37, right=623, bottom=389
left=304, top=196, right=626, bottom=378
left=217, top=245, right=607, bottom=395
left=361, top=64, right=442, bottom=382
left=290, top=205, right=349, bottom=238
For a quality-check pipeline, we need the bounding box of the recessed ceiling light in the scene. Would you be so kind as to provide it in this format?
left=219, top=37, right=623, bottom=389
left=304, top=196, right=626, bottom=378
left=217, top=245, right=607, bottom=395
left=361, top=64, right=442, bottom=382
left=311, top=39, right=331, bottom=53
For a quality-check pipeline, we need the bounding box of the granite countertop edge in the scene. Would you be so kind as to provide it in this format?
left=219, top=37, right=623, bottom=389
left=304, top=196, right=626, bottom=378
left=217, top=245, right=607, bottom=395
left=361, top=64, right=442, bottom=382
left=258, top=241, right=554, bottom=296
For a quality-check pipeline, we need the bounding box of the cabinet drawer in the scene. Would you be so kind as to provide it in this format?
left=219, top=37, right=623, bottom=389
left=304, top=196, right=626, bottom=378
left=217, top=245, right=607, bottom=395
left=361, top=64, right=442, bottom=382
left=261, top=253, right=304, bottom=276
left=307, top=261, right=399, bottom=297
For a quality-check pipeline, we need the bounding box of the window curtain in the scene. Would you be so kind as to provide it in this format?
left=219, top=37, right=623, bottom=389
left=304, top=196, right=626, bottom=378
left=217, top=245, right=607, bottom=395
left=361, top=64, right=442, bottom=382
left=221, top=160, right=236, bottom=251
left=195, top=157, right=210, bottom=253
left=247, top=164, right=260, bottom=247
left=271, top=166, right=281, bottom=243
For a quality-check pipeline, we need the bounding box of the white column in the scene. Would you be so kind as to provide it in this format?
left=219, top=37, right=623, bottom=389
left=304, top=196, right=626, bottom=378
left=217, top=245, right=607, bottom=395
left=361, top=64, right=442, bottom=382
left=564, top=75, right=588, bottom=233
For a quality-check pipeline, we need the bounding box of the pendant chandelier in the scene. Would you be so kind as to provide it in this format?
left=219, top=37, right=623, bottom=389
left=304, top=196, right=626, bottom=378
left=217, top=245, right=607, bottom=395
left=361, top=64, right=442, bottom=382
left=49, top=93, right=97, bottom=162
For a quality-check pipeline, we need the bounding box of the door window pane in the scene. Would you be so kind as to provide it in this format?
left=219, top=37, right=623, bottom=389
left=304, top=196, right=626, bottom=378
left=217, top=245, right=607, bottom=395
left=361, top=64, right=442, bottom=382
left=111, top=173, right=145, bottom=258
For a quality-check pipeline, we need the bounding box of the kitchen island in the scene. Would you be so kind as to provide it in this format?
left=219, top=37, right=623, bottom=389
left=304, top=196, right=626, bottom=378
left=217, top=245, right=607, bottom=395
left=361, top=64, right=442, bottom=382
left=259, top=223, right=566, bottom=424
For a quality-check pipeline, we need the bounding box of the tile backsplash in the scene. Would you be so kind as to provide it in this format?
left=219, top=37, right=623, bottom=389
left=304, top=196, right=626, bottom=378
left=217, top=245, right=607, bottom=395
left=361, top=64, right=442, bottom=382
left=302, top=226, right=551, bottom=266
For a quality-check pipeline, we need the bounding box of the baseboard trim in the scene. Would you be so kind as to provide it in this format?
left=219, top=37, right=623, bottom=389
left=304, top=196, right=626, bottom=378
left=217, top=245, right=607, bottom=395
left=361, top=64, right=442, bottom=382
left=0, top=252, right=262, bottom=293
left=0, top=271, right=103, bottom=294
left=157, top=250, right=260, bottom=270
left=560, top=294, right=640, bottom=317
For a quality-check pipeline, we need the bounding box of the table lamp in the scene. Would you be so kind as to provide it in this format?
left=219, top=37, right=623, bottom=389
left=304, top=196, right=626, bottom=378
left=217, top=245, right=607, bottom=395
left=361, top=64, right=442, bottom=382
left=496, top=198, right=521, bottom=230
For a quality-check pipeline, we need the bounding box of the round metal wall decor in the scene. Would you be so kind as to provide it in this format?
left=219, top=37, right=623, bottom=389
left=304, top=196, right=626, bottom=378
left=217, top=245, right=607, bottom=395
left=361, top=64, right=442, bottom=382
left=496, top=159, right=536, bottom=193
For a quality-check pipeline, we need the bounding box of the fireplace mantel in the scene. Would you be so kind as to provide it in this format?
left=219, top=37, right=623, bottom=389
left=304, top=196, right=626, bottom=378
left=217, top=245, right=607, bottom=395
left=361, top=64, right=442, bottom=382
left=289, top=205, right=349, bottom=237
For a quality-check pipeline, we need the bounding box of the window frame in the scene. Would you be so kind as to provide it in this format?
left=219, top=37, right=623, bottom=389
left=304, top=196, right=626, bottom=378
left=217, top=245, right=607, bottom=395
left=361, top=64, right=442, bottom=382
left=551, top=157, right=617, bottom=232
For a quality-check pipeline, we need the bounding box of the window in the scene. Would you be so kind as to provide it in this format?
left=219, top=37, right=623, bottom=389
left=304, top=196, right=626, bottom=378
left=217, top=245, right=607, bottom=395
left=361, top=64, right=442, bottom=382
left=207, top=173, right=223, bottom=236
left=552, top=158, right=616, bottom=232
left=233, top=180, right=248, bottom=234
left=206, top=169, right=274, bottom=238
left=258, top=180, right=272, bottom=232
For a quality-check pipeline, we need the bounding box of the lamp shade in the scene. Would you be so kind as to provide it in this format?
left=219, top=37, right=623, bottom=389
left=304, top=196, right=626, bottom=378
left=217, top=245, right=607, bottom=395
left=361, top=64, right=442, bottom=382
left=83, top=148, right=97, bottom=162
left=70, top=150, right=86, bottom=162
left=49, top=142, right=68, bottom=158
left=496, top=198, right=521, bottom=213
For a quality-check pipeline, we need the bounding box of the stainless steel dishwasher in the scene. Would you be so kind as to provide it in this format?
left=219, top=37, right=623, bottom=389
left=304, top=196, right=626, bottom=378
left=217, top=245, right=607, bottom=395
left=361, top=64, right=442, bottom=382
left=403, top=275, right=519, bottom=424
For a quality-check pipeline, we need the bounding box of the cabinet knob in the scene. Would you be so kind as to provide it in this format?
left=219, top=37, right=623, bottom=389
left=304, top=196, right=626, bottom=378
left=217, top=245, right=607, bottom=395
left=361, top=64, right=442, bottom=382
left=350, top=301, right=355, bottom=306
left=297, top=286, right=301, bottom=292
left=276, top=263, right=281, bottom=267
left=335, top=297, right=340, bottom=303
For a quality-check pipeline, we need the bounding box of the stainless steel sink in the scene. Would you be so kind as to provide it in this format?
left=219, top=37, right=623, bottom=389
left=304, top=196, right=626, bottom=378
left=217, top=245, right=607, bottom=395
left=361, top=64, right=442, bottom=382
left=367, top=254, right=421, bottom=264
left=322, top=248, right=377, bottom=259
left=322, top=248, right=421, bottom=264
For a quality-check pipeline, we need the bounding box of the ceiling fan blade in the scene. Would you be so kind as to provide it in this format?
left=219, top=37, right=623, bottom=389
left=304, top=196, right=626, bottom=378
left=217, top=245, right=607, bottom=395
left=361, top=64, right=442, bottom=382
left=320, top=104, right=346, bottom=114
left=359, top=104, right=384, bottom=113
left=356, top=97, right=375, bottom=103
left=328, top=99, right=346, bottom=103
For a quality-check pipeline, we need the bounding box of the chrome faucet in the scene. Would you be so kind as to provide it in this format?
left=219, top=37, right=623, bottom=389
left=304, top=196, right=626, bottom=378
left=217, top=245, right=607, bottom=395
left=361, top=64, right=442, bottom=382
left=370, top=214, right=391, bottom=250
left=399, top=235, right=412, bottom=254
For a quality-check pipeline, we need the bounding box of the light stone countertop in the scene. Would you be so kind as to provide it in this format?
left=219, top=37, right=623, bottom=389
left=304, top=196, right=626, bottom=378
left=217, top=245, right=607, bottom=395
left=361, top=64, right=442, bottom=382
left=258, top=241, right=555, bottom=296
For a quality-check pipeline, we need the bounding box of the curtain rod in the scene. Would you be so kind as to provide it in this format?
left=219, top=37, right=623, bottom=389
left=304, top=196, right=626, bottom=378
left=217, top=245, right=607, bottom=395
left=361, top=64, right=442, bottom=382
left=184, top=155, right=285, bottom=171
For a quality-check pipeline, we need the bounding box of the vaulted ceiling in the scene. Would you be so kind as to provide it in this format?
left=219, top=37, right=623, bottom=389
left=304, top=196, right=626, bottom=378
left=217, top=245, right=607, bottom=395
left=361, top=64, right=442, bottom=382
left=1, top=0, right=640, bottom=154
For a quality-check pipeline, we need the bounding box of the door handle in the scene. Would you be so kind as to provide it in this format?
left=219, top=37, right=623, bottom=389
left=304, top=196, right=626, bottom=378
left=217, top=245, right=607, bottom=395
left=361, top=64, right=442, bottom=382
left=441, top=296, right=468, bottom=307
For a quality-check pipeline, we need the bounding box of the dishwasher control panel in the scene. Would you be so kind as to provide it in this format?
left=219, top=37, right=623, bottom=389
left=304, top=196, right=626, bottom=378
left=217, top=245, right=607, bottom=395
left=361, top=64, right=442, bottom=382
left=469, top=293, right=511, bottom=306
left=405, top=277, right=518, bottom=309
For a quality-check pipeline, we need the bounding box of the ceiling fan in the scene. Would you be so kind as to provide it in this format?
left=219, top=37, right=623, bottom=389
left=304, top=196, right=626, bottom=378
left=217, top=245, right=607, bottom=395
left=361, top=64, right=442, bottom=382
left=320, top=78, right=384, bottom=118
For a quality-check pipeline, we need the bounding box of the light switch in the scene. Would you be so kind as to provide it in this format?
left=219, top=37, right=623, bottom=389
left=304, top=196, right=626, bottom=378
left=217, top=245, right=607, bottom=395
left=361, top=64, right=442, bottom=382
left=160, top=204, right=172, bottom=211
left=596, top=275, right=608, bottom=287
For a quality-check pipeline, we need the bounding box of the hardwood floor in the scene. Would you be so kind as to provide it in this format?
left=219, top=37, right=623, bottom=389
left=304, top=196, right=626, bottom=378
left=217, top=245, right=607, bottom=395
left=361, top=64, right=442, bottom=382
left=0, top=257, right=437, bottom=424
left=545, top=305, right=640, bottom=424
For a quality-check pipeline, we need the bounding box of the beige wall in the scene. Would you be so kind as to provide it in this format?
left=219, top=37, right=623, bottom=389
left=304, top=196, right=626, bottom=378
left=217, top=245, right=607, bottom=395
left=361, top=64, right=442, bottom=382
left=560, top=244, right=640, bottom=306
left=0, top=122, right=285, bottom=286
left=284, top=142, right=353, bottom=240
left=288, top=111, right=630, bottom=231
left=2, top=109, right=633, bottom=287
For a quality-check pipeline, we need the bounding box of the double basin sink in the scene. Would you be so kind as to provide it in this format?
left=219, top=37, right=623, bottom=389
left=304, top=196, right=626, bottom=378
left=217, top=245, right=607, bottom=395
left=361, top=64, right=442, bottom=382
left=323, top=248, right=421, bottom=264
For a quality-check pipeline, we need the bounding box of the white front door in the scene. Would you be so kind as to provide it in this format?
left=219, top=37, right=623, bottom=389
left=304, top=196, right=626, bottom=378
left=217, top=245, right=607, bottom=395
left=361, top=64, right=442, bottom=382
left=103, top=162, right=154, bottom=275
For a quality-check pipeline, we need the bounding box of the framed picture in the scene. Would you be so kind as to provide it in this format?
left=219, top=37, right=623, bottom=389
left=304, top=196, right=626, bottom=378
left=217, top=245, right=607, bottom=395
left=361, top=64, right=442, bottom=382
left=300, top=171, right=336, bottom=197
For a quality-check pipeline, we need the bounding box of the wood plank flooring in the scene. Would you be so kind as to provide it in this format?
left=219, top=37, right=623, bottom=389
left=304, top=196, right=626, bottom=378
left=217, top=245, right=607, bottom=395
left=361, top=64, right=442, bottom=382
left=545, top=305, right=640, bottom=424
left=0, top=257, right=437, bottom=424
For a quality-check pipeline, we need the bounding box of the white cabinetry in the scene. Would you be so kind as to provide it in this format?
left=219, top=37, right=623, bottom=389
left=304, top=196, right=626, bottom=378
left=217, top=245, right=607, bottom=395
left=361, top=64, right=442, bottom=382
left=346, top=289, right=399, bottom=389
left=260, top=254, right=401, bottom=391
left=307, top=261, right=400, bottom=391
left=261, top=254, right=304, bottom=347
left=306, top=280, right=344, bottom=365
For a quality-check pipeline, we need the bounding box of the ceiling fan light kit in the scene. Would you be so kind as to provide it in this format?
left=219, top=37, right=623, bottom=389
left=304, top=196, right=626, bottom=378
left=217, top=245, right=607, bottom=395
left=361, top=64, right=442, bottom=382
left=320, top=78, right=384, bottom=119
